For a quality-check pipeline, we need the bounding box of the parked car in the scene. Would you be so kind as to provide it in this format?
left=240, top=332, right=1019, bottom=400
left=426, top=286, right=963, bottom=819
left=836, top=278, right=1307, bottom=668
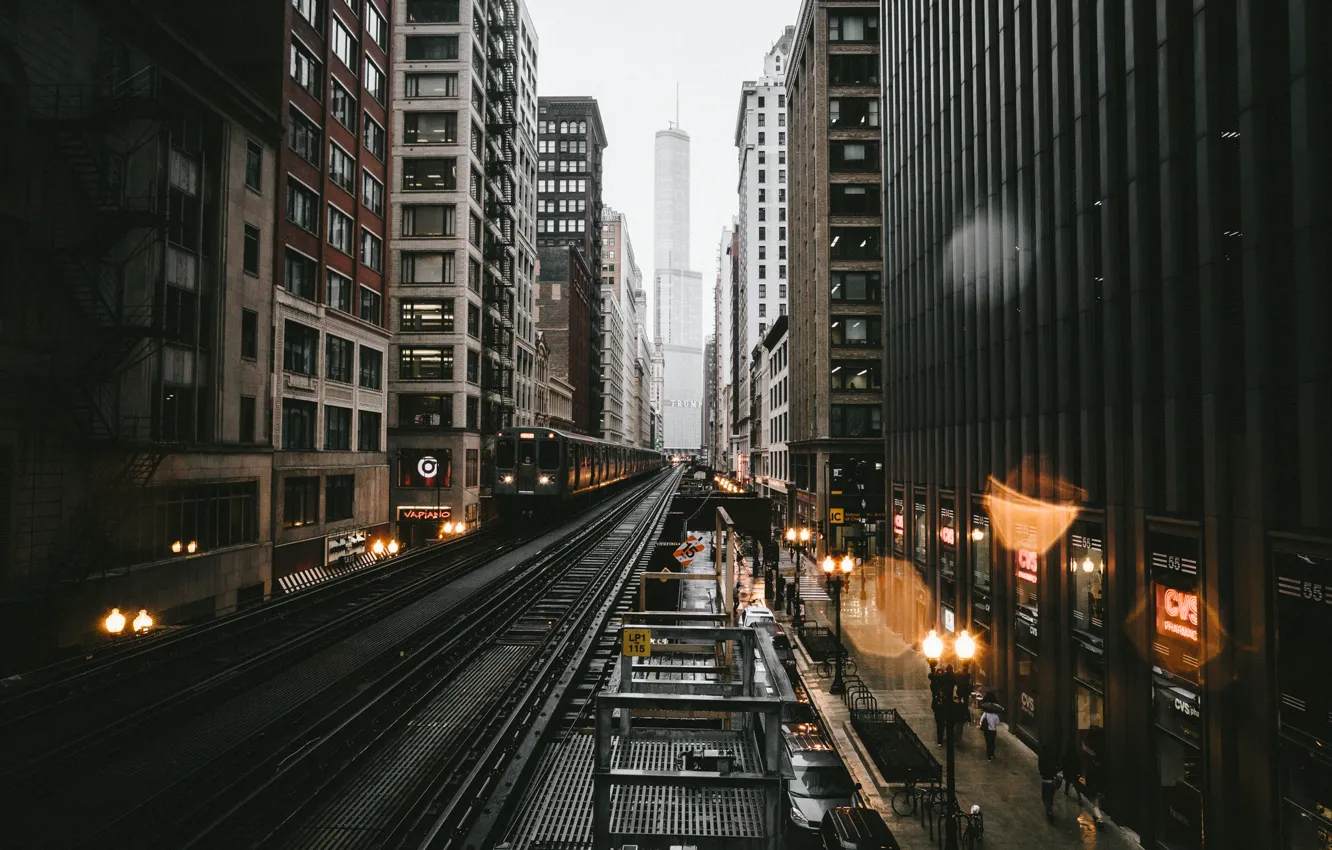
left=742, top=605, right=777, bottom=631
left=820, top=806, right=899, bottom=850
left=782, top=737, right=860, bottom=831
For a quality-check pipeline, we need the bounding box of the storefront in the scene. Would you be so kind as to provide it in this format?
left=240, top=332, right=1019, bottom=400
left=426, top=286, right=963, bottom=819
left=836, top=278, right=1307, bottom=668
left=1012, top=522, right=1040, bottom=744
left=393, top=448, right=454, bottom=546
left=913, top=488, right=930, bottom=641
left=1149, top=528, right=1204, bottom=850
left=938, top=493, right=957, bottom=633
left=969, top=498, right=992, bottom=686
left=1069, top=518, right=1106, bottom=797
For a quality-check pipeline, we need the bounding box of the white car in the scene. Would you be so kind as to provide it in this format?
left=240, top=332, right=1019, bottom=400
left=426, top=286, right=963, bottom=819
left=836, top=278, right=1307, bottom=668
left=742, top=606, right=777, bottom=630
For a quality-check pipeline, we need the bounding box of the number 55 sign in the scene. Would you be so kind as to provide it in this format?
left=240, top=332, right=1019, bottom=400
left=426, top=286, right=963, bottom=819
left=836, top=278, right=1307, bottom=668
left=623, top=627, right=652, bottom=657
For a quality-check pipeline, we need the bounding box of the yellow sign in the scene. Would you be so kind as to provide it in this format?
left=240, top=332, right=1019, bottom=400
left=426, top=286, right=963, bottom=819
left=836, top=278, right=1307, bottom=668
left=623, top=628, right=652, bottom=657
left=830, top=508, right=845, bottom=524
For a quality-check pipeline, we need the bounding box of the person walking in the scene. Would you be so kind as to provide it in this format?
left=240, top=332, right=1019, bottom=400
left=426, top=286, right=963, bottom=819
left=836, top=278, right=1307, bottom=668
left=1039, top=745, right=1061, bottom=824
left=929, top=665, right=949, bottom=746
left=979, top=706, right=1000, bottom=761
left=1062, top=740, right=1084, bottom=804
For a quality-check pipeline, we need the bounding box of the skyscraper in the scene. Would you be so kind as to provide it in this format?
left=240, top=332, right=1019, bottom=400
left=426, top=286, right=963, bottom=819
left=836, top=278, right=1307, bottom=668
left=653, top=126, right=704, bottom=453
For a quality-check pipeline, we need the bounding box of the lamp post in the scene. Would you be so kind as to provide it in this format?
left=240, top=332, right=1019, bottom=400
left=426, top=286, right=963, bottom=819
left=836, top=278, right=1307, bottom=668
left=785, top=526, right=811, bottom=615
left=922, top=628, right=976, bottom=850
left=823, top=554, right=854, bottom=694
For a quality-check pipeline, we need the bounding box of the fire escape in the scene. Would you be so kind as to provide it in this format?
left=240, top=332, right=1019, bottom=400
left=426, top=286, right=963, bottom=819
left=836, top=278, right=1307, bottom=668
left=482, top=0, right=519, bottom=436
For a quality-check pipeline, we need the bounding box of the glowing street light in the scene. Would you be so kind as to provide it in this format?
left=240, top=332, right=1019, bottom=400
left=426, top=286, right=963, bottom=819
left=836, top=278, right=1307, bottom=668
left=822, top=554, right=854, bottom=694
left=186, top=541, right=198, bottom=554
left=104, top=608, right=126, bottom=634
left=133, top=609, right=153, bottom=633
left=171, top=541, right=183, bottom=554
left=372, top=539, right=386, bottom=556
left=922, top=627, right=977, bottom=850
left=387, top=540, right=400, bottom=555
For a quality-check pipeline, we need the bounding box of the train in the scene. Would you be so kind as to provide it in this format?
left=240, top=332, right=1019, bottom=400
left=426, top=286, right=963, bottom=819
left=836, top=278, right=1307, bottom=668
left=492, top=426, right=666, bottom=516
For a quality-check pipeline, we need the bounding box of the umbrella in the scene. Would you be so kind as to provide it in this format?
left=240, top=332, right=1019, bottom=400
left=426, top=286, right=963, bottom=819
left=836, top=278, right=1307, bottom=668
left=980, top=701, right=1005, bottom=713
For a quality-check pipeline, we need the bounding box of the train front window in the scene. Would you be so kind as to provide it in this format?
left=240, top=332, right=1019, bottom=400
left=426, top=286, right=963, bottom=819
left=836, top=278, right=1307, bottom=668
left=496, top=438, right=515, bottom=468
left=518, top=442, right=536, bottom=465
left=539, top=440, right=560, bottom=469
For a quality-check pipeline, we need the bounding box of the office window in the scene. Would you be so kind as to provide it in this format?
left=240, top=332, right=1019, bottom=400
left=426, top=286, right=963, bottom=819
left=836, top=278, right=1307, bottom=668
left=327, top=269, right=353, bottom=313
left=407, top=0, right=460, bottom=23
left=465, top=447, right=479, bottom=485
left=467, top=303, right=480, bottom=338
left=466, top=349, right=479, bottom=383
left=758, top=113, right=766, bottom=127
left=830, top=272, right=880, bottom=302
left=365, top=1, right=388, bottom=47
left=364, top=115, right=385, bottom=159
left=829, top=12, right=879, bottom=43
left=779, top=169, right=786, bottom=183
left=759, top=169, right=766, bottom=184
left=286, top=179, right=318, bottom=233
left=363, top=171, right=384, bottom=216
left=322, top=406, right=351, bottom=451
left=406, top=35, right=460, bottom=60
left=830, top=98, right=879, bottom=128
left=359, top=285, right=383, bottom=325
left=759, top=207, right=766, bottom=222
left=326, top=335, right=354, bottom=383
left=780, top=283, right=787, bottom=298
left=283, top=249, right=317, bottom=300
left=831, top=141, right=880, bottom=172
left=830, top=227, right=881, bottom=260
left=759, top=303, right=767, bottom=317
left=364, top=58, right=385, bottom=103
left=403, top=204, right=456, bottom=236
left=328, top=205, right=353, bottom=253
left=780, top=226, right=787, bottom=240
left=758, top=131, right=765, bottom=145
left=759, top=283, right=767, bottom=297
left=406, top=73, right=459, bottom=98
left=325, top=473, right=354, bottom=519
left=831, top=316, right=882, bottom=346
left=359, top=346, right=383, bottom=389
left=780, top=207, right=787, bottom=221
left=469, top=213, right=481, bottom=246
left=759, top=188, right=766, bottom=202
left=402, top=158, right=457, bottom=191
left=759, top=246, right=767, bottom=260
left=239, top=396, right=256, bottom=443
left=830, top=53, right=881, bottom=86
left=329, top=143, right=355, bottom=192
left=399, top=346, right=454, bottom=379
left=405, top=111, right=458, bottom=144
left=831, top=405, right=882, bottom=437
left=288, top=107, right=320, bottom=166
left=758, top=95, right=766, bottom=108
left=780, top=245, right=787, bottom=259
left=290, top=40, right=322, bottom=100
left=330, top=81, right=355, bottom=131
left=292, top=0, right=322, bottom=29
left=402, top=252, right=455, bottom=284
left=759, top=226, right=766, bottom=240
left=283, top=321, right=319, bottom=374
left=357, top=410, right=381, bottom=451
left=241, top=310, right=258, bottom=359
left=831, top=184, right=882, bottom=216
left=331, top=16, right=357, bottom=72
left=780, top=265, right=787, bottom=279
left=398, top=393, right=453, bottom=428
left=243, top=225, right=260, bottom=275
left=831, top=361, right=882, bottom=391
left=244, top=140, right=262, bottom=190
left=282, top=400, right=317, bottom=451
left=400, top=299, right=454, bottom=331
left=361, top=229, right=383, bottom=271
left=283, top=475, right=319, bottom=526
left=779, top=94, right=786, bottom=108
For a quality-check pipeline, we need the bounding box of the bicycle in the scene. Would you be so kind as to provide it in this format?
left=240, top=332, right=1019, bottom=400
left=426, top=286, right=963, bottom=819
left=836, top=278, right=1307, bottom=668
left=818, top=652, right=858, bottom=679
left=957, top=805, right=985, bottom=848
left=890, top=778, right=936, bottom=816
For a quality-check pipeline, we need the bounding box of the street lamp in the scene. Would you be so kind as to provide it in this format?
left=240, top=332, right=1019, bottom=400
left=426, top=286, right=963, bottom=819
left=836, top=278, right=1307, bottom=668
left=785, top=526, right=812, bottom=616
left=104, top=608, right=126, bottom=635
left=922, top=628, right=977, bottom=850
left=133, top=609, right=153, bottom=633
left=823, top=554, right=854, bottom=694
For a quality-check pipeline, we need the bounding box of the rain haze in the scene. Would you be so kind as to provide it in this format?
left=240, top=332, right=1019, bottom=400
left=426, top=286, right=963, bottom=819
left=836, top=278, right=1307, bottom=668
left=527, top=0, right=802, bottom=337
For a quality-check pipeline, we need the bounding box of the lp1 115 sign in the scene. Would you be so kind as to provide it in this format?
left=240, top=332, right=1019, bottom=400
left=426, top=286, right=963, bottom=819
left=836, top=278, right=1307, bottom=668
left=622, top=628, right=651, bottom=657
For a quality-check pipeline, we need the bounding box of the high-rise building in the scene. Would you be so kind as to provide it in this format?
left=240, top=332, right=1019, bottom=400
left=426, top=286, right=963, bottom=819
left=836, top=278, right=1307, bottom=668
left=599, top=207, right=648, bottom=446
left=535, top=97, right=607, bottom=435
left=788, top=0, right=885, bottom=558
left=653, top=126, right=705, bottom=453
left=386, top=0, right=531, bottom=545
left=631, top=288, right=654, bottom=448
left=759, top=317, right=790, bottom=516
left=712, top=222, right=739, bottom=476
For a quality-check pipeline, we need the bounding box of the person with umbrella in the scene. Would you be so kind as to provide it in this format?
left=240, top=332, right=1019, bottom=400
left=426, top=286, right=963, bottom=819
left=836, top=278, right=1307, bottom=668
left=978, top=692, right=1003, bottom=761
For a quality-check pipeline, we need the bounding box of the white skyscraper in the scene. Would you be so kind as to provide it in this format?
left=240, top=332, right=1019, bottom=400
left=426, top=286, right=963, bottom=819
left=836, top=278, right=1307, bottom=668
left=653, top=126, right=705, bottom=452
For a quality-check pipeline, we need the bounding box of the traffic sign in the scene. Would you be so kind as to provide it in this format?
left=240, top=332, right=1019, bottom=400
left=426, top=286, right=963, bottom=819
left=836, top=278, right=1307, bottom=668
left=623, top=628, right=651, bottom=657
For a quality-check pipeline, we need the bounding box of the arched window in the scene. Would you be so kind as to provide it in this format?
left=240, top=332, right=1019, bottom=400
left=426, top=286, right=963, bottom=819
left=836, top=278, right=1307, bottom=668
left=578, top=121, right=587, bottom=134
left=559, top=121, right=568, bottom=134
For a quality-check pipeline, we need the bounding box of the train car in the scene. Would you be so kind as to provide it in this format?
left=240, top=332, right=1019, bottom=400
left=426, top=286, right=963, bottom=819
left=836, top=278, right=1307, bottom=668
left=492, top=426, right=665, bottom=517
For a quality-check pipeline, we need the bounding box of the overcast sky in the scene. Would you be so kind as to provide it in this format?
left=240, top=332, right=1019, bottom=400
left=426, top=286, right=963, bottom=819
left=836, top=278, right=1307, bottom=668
left=527, top=0, right=802, bottom=336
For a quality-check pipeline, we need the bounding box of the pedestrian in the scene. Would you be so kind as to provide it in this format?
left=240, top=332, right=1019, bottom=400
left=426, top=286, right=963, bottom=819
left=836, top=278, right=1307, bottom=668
left=929, top=665, right=950, bottom=746
left=1062, top=739, right=1084, bottom=804
left=979, top=706, right=1000, bottom=761
left=1039, top=745, right=1061, bottom=824
left=1083, top=727, right=1107, bottom=827
left=953, top=669, right=973, bottom=741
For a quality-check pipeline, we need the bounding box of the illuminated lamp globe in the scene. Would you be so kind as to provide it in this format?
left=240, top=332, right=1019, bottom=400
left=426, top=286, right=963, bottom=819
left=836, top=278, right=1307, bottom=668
left=186, top=541, right=198, bottom=554
left=133, top=609, right=153, bottom=632
left=171, top=541, right=183, bottom=554
left=1082, top=557, right=1095, bottom=573
left=372, top=539, right=386, bottom=556
left=387, top=540, right=400, bottom=555
left=822, top=556, right=835, bottom=574
left=104, top=608, right=126, bottom=634
left=922, top=629, right=944, bottom=661
left=786, top=528, right=796, bottom=542
left=840, top=555, right=854, bottom=574
left=971, top=528, right=984, bottom=542
left=956, top=629, right=976, bottom=660
left=799, top=528, right=811, bottom=543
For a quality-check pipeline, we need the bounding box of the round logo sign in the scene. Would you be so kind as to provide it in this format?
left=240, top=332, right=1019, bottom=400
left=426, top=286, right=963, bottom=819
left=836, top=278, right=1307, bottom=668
left=417, top=455, right=439, bottom=479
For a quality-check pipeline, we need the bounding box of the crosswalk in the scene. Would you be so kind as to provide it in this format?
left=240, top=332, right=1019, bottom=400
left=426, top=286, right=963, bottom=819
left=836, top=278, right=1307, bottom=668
left=796, top=573, right=831, bottom=601
left=276, top=551, right=380, bottom=594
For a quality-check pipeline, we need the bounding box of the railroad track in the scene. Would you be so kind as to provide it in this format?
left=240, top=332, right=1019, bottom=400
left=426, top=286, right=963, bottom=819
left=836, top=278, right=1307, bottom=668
left=158, top=469, right=679, bottom=850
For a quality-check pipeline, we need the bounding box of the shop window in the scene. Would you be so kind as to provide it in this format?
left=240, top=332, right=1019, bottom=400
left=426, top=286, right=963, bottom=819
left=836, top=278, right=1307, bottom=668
left=398, top=393, right=453, bottom=428
left=283, top=476, right=319, bottom=527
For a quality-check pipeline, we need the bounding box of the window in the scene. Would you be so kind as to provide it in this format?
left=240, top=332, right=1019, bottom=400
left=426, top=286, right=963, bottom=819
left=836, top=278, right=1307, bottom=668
left=359, top=346, right=382, bottom=389
left=399, top=393, right=453, bottom=427
left=831, top=271, right=882, bottom=303
left=331, top=81, right=356, bottom=132
left=408, top=0, right=460, bottom=22
left=402, top=158, right=457, bottom=191
left=758, top=131, right=766, bottom=145
left=779, top=132, right=786, bottom=145
left=759, top=169, right=766, bottom=184
left=293, top=0, right=322, bottom=28
left=403, top=204, right=456, bottom=236
left=244, top=140, right=262, bottom=190
left=282, top=400, right=317, bottom=450
left=758, top=113, right=766, bottom=127
left=283, top=321, right=319, bottom=374
left=830, top=53, right=880, bottom=86
left=359, top=229, right=380, bottom=269
left=286, top=179, right=318, bottom=233
left=402, top=252, right=455, bottom=284
left=325, top=473, right=355, bottom=519
left=405, top=111, right=458, bottom=144
left=328, top=205, right=353, bottom=253
left=759, top=207, right=766, bottom=222
left=323, top=406, right=352, bottom=450
left=241, top=310, right=258, bottom=359
left=327, top=269, right=352, bottom=312
left=829, top=12, right=878, bottom=43
left=759, top=188, right=766, bottom=202
left=363, top=171, right=384, bottom=216
left=779, top=113, right=786, bottom=127
left=832, top=141, right=880, bottom=172
left=363, top=115, right=385, bottom=159
left=364, top=58, right=385, bottom=103
left=759, top=246, right=767, bottom=260
left=328, top=142, right=355, bottom=192
left=780, top=168, right=786, bottom=183
left=331, top=16, right=357, bottom=72
left=759, top=283, right=767, bottom=296
left=357, top=410, right=381, bottom=451
left=290, top=39, right=322, bottom=100
left=239, top=396, right=256, bottom=443
left=830, top=98, right=879, bottom=128
left=283, top=249, right=317, bottom=299
left=780, top=245, right=787, bottom=259
left=288, top=107, right=320, bottom=165
left=400, top=299, right=454, bottom=331
left=399, top=346, right=454, bottom=379
left=407, top=36, right=459, bottom=60
left=831, top=361, right=882, bottom=391
left=469, top=213, right=481, bottom=246
left=780, top=265, right=787, bottom=278
left=830, top=227, right=881, bottom=260
left=465, top=447, right=479, bottom=485
left=365, top=1, right=388, bottom=47
left=758, top=95, right=766, bottom=108
left=831, top=316, right=882, bottom=346
left=359, top=285, right=383, bottom=325
left=406, top=73, right=459, bottom=98
left=466, top=349, right=480, bottom=383
left=467, top=303, right=480, bottom=338
left=326, top=335, right=354, bottom=383
left=759, top=226, right=766, bottom=240
left=283, top=475, right=319, bottom=526
left=243, top=225, right=260, bottom=275
left=759, top=265, right=767, bottom=279
left=759, top=303, right=767, bottom=318
left=831, top=404, right=882, bottom=437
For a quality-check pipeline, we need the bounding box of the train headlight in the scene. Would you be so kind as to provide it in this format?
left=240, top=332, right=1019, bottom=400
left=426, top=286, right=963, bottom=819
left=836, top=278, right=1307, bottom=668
left=538, top=475, right=551, bottom=485
left=502, top=475, right=515, bottom=484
